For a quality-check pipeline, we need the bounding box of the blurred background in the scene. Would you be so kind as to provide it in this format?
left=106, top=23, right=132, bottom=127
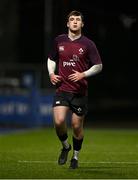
left=0, top=0, right=138, bottom=130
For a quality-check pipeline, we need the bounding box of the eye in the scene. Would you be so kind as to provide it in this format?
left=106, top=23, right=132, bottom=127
left=70, top=18, right=74, bottom=21
left=76, top=18, right=81, bottom=21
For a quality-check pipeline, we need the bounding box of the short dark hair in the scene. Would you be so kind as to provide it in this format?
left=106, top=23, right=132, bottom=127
left=67, top=10, right=84, bottom=22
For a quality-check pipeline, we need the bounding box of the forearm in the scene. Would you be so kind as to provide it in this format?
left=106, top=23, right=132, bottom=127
left=47, top=58, right=56, bottom=75
left=84, top=64, right=103, bottom=77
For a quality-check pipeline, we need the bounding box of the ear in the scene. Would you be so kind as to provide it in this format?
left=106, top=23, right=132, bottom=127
left=67, top=22, right=69, bottom=27
left=81, top=22, right=84, bottom=28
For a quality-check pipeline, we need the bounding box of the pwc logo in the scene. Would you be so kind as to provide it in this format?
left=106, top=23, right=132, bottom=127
left=63, top=61, right=76, bottom=67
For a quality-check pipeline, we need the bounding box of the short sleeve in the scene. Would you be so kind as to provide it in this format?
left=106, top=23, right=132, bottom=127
left=48, top=37, right=58, bottom=62
left=88, top=41, right=102, bottom=66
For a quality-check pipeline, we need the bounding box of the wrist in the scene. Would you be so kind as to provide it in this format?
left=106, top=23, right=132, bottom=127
left=49, top=73, right=55, bottom=77
left=81, top=72, right=85, bottom=78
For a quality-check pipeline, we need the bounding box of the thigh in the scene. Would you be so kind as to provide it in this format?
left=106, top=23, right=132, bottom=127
left=53, top=106, right=69, bottom=124
left=71, top=113, right=84, bottom=128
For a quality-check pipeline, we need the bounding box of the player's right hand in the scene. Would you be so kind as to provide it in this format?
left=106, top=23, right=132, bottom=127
left=50, top=73, right=62, bottom=85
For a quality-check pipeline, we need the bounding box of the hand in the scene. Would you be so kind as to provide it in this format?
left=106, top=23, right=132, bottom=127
left=50, top=73, right=62, bottom=85
left=68, top=70, right=85, bottom=82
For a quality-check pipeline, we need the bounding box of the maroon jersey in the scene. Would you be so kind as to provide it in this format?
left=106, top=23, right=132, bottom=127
left=48, top=34, right=102, bottom=95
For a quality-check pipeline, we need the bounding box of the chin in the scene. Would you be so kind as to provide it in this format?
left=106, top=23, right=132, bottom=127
left=70, top=29, right=79, bottom=33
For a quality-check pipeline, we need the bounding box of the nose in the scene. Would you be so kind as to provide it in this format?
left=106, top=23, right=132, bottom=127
left=74, top=19, right=77, bottom=24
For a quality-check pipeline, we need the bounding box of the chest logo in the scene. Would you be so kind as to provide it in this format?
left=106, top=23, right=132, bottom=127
left=79, top=48, right=84, bottom=54
left=59, top=46, right=64, bottom=51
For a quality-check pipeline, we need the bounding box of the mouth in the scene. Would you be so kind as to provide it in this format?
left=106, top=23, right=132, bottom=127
left=73, top=25, right=77, bottom=28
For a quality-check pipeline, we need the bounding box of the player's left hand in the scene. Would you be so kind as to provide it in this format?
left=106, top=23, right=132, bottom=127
left=68, top=69, right=85, bottom=82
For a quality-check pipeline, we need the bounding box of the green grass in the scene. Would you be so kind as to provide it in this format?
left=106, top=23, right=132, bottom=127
left=0, top=127, right=138, bottom=179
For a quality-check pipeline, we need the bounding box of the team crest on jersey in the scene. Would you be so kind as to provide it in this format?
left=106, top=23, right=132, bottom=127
left=72, top=54, right=79, bottom=61
left=79, top=48, right=84, bottom=54
left=59, top=46, right=64, bottom=51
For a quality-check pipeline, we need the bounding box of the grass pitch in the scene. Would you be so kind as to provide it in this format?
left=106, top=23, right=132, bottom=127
left=0, top=127, right=138, bottom=179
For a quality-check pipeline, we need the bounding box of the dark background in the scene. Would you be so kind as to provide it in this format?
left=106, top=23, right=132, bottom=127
left=0, top=0, right=138, bottom=127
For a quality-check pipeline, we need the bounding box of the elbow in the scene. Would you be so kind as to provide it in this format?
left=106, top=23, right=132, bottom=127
left=100, top=64, right=103, bottom=71
left=97, top=64, right=103, bottom=72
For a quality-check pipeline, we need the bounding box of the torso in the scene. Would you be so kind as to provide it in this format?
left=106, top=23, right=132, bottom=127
left=49, top=34, right=101, bottom=95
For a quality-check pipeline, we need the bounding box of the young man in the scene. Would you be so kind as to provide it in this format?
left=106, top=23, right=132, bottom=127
left=47, top=10, right=102, bottom=169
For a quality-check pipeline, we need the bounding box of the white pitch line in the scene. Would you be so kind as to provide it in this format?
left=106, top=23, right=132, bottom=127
left=81, top=161, right=138, bottom=164
left=18, top=160, right=56, bottom=163
left=18, top=160, right=138, bottom=164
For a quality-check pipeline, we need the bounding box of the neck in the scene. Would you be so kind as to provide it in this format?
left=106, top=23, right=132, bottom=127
left=68, top=30, right=81, bottom=41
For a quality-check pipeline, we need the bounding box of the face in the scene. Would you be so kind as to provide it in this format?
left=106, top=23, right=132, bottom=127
left=67, top=15, right=84, bottom=32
